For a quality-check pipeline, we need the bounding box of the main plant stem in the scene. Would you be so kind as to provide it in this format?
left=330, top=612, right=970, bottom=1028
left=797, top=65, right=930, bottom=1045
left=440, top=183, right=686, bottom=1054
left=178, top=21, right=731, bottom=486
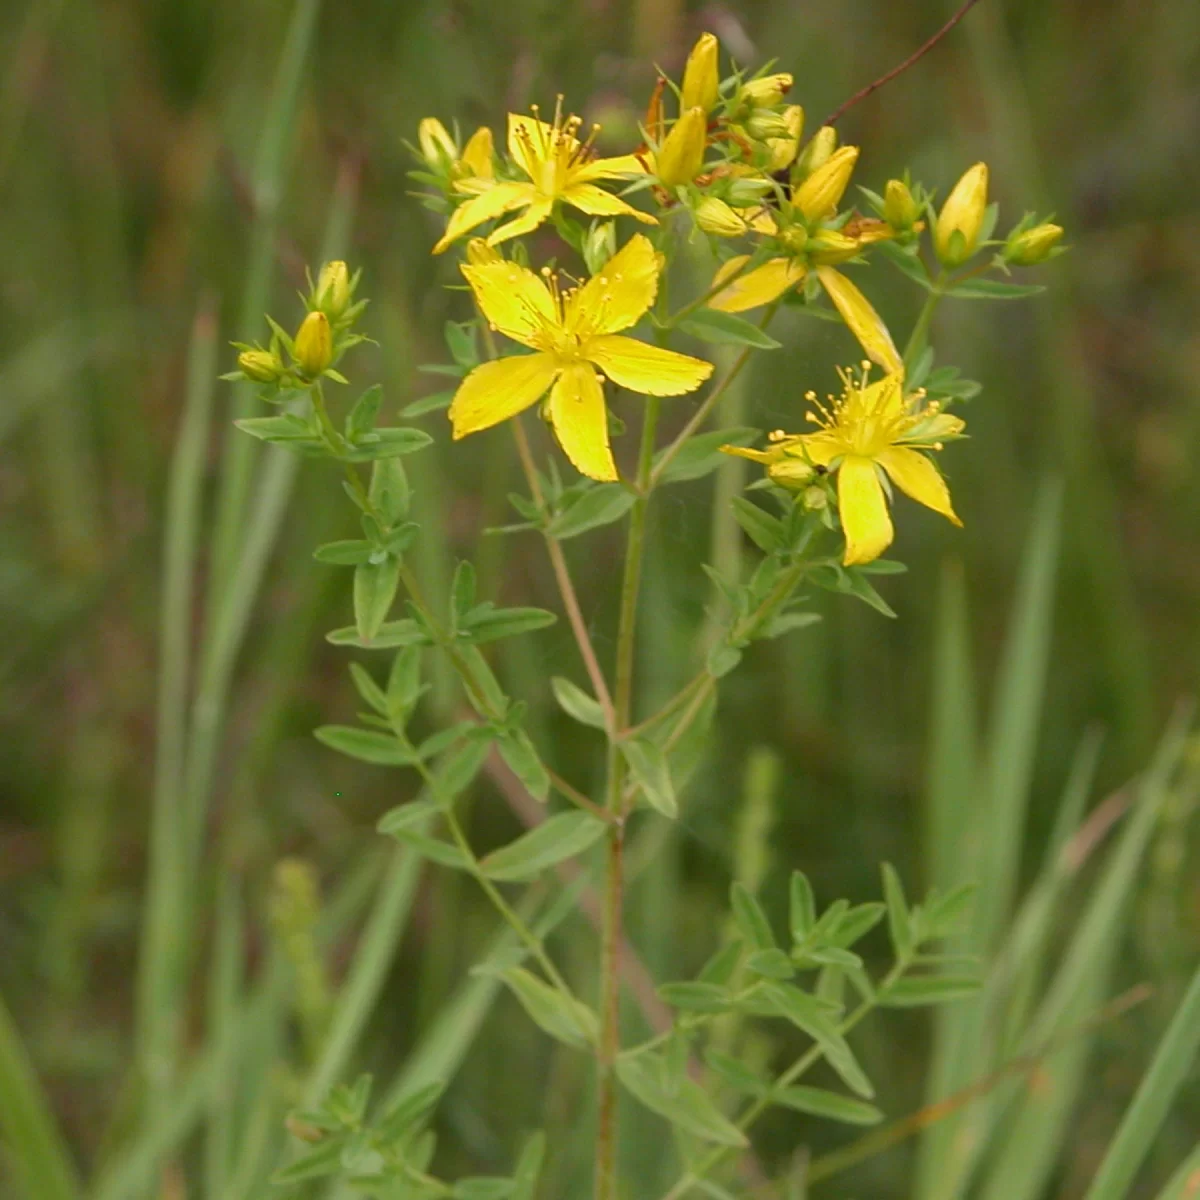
left=595, top=393, right=662, bottom=1200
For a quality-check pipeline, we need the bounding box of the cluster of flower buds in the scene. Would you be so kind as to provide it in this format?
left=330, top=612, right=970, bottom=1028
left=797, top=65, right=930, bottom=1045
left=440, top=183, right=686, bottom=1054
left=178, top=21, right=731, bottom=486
left=229, top=261, right=368, bottom=391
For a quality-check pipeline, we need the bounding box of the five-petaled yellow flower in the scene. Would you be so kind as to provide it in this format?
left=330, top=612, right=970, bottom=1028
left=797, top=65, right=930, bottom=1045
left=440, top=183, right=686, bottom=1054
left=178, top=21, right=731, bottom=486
left=725, top=368, right=964, bottom=565
left=449, top=234, right=713, bottom=481
left=433, top=102, right=652, bottom=254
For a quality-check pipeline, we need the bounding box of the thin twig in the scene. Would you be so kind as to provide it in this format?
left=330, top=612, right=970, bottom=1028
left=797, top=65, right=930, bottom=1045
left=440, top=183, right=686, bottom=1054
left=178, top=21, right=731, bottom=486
left=822, top=0, right=986, bottom=127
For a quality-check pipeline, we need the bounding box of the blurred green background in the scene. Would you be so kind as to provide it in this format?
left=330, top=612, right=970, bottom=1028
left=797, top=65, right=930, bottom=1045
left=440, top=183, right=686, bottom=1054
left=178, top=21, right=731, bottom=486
left=2, top=0, right=1198, bottom=1196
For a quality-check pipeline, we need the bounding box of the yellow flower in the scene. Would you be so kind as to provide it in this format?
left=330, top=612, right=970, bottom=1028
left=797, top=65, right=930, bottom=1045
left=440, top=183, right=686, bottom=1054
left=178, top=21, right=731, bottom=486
left=727, top=369, right=964, bottom=565
left=935, top=162, right=989, bottom=266
left=681, top=33, right=720, bottom=113
left=695, top=197, right=748, bottom=237
left=459, top=126, right=495, bottom=180
left=418, top=118, right=458, bottom=168
left=450, top=234, right=712, bottom=480
left=740, top=73, right=793, bottom=107
left=708, top=250, right=807, bottom=313
left=1006, top=221, right=1064, bottom=265
left=433, top=102, right=652, bottom=253
left=654, top=106, right=708, bottom=188
left=793, top=145, right=859, bottom=221
left=816, top=267, right=902, bottom=376
left=766, top=105, right=804, bottom=172
left=315, top=260, right=351, bottom=320
left=883, top=179, right=919, bottom=230
left=294, top=311, right=333, bottom=376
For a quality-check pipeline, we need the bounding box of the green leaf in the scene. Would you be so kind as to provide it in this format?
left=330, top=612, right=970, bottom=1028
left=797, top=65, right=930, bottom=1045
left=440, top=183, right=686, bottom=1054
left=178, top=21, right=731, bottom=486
left=345, top=384, right=383, bottom=442
left=704, top=1049, right=768, bottom=1096
left=235, top=414, right=317, bottom=443
left=944, top=278, right=1045, bottom=300
left=496, top=729, right=550, bottom=802
left=620, top=738, right=676, bottom=818
left=790, top=871, right=817, bottom=941
left=746, top=948, right=795, bottom=980
left=451, top=561, right=476, bottom=620
left=697, top=939, right=744, bottom=986
left=616, top=1054, right=748, bottom=1147
left=828, top=902, right=886, bottom=949
left=499, top=968, right=597, bottom=1049
left=451, top=1179, right=514, bottom=1199
left=654, top=427, right=759, bottom=483
left=480, top=812, right=607, bottom=882
left=369, top=456, right=410, bottom=524
left=774, top=1086, right=883, bottom=1126
left=313, top=539, right=374, bottom=565
left=881, top=863, right=914, bottom=959
left=878, top=975, right=981, bottom=1007
left=386, top=646, right=424, bottom=721
left=271, top=1138, right=346, bottom=1184
left=731, top=497, right=784, bottom=553
left=314, top=726, right=417, bottom=766
left=341, top=427, right=434, bottom=461
left=382, top=828, right=470, bottom=870
left=876, top=239, right=933, bottom=288
left=327, top=618, right=428, bottom=649
left=678, top=308, right=782, bottom=349
left=546, top=484, right=635, bottom=540
left=400, top=390, right=455, bottom=418
left=510, top=1133, right=546, bottom=1200
left=353, top=557, right=401, bottom=642
left=461, top=606, right=557, bottom=643
left=431, top=737, right=492, bottom=803
left=551, top=677, right=607, bottom=730
left=758, top=983, right=873, bottom=1097
left=376, top=797, right=442, bottom=836
left=657, top=982, right=732, bottom=1013
left=348, top=663, right=387, bottom=716
left=707, top=644, right=743, bottom=678
left=731, top=882, right=776, bottom=951
left=444, top=319, right=479, bottom=367
left=376, top=1081, right=444, bottom=1140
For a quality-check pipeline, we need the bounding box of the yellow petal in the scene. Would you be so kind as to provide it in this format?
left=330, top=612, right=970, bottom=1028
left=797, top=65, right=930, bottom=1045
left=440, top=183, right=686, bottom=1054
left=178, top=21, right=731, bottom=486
left=562, top=182, right=657, bottom=224
left=460, top=126, right=495, bottom=179
left=433, top=183, right=534, bottom=253
left=571, top=153, right=647, bottom=183
left=547, top=362, right=617, bottom=481
left=794, top=145, right=859, bottom=221
left=566, top=233, right=661, bottom=337
left=816, top=267, right=903, bottom=376
left=837, top=456, right=893, bottom=565
left=720, top=444, right=777, bottom=464
left=797, top=431, right=845, bottom=466
left=486, top=197, right=553, bottom=246
left=709, top=257, right=805, bottom=313
left=585, top=335, right=713, bottom=396
left=876, top=446, right=961, bottom=526
left=449, top=353, right=559, bottom=438
left=461, top=259, right=556, bottom=345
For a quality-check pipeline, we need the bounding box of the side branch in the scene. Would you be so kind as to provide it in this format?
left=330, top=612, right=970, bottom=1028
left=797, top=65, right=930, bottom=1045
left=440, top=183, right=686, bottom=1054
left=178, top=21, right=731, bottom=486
left=822, top=0, right=986, bottom=127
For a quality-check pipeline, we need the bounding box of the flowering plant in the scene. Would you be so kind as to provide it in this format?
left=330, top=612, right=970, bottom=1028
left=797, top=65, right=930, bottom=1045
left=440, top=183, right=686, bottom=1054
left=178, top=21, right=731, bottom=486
left=232, top=29, right=1065, bottom=1198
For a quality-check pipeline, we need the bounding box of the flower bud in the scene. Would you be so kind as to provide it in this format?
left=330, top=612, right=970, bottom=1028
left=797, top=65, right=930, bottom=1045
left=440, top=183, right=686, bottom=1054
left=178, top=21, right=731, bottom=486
left=656, top=106, right=707, bottom=187
left=458, top=126, right=495, bottom=180
left=466, top=237, right=502, bottom=266
left=417, top=117, right=458, bottom=168
left=294, top=310, right=333, bottom=377
left=807, top=229, right=861, bottom=264
left=935, top=162, right=989, bottom=266
left=681, top=33, right=720, bottom=113
left=790, top=125, right=837, bottom=184
left=1005, top=221, right=1064, bottom=265
left=740, top=73, right=793, bottom=107
left=768, top=458, right=816, bottom=490
left=315, top=261, right=351, bottom=320
left=745, top=108, right=793, bottom=141
left=766, top=105, right=804, bottom=172
left=238, top=348, right=284, bottom=383
left=801, top=484, right=828, bottom=510
left=695, top=197, right=747, bottom=237
left=582, top=221, right=618, bottom=273
left=794, top=145, right=859, bottom=221
left=883, top=179, right=919, bottom=230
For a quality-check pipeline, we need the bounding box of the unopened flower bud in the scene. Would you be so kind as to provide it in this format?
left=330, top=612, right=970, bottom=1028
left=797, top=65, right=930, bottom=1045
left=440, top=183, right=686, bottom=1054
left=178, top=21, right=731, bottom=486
left=681, top=33, right=720, bottom=113
left=741, top=73, right=793, bottom=107
left=795, top=145, right=859, bottom=221
left=727, top=174, right=774, bottom=205
left=767, top=105, right=804, bottom=172
left=315, top=260, right=351, bottom=320
left=808, top=229, right=861, bottom=264
left=294, top=310, right=333, bottom=377
left=238, top=348, right=284, bottom=383
left=458, top=126, right=494, bottom=180
left=656, top=106, right=707, bottom=187
left=1005, top=221, right=1064, bottom=265
left=466, top=237, right=502, bottom=266
left=791, top=125, right=838, bottom=184
left=745, top=108, right=793, bottom=141
left=695, top=197, right=747, bottom=237
left=417, top=117, right=458, bottom=168
left=801, top=484, right=828, bottom=510
left=935, top=162, right=989, bottom=266
left=768, top=458, right=815, bottom=490
left=883, top=179, right=919, bottom=230
left=582, top=222, right=618, bottom=273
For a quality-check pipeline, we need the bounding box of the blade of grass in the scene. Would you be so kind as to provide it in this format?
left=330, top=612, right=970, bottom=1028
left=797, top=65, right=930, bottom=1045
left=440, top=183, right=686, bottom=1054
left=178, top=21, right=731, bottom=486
left=1083, top=961, right=1200, bottom=1200
left=1153, top=1144, right=1200, bottom=1200
left=205, top=0, right=322, bottom=603
left=0, top=991, right=81, bottom=1200
left=974, top=706, right=1194, bottom=1200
